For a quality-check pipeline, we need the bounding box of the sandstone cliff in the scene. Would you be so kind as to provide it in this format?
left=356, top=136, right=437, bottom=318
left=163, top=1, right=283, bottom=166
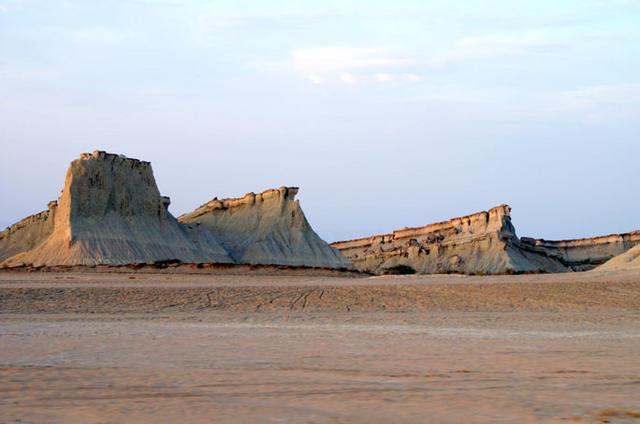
left=596, top=244, right=640, bottom=271
left=2, top=151, right=233, bottom=266
left=520, top=232, right=640, bottom=271
left=331, top=205, right=569, bottom=275
left=0, top=201, right=57, bottom=262
left=332, top=206, right=640, bottom=275
left=178, top=187, right=353, bottom=269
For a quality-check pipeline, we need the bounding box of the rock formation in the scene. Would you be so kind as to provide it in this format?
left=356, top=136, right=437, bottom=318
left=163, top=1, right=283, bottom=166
left=178, top=187, right=353, bottom=269
left=331, top=205, right=640, bottom=275
left=520, top=232, right=640, bottom=271
left=0, top=151, right=350, bottom=270
left=0, top=201, right=57, bottom=262
left=596, top=244, right=640, bottom=271
left=332, top=205, right=567, bottom=274
left=3, top=150, right=635, bottom=273
left=1, top=151, right=233, bottom=266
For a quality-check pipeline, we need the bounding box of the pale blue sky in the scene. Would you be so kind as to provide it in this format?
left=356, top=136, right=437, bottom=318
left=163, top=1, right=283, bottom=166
left=1, top=0, right=639, bottom=241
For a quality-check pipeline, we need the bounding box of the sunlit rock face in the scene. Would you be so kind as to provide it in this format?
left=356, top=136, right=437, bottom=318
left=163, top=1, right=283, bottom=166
left=0, top=201, right=57, bottom=262
left=0, top=151, right=350, bottom=269
left=332, top=206, right=639, bottom=275
left=1, top=151, right=233, bottom=266
left=179, top=187, right=353, bottom=269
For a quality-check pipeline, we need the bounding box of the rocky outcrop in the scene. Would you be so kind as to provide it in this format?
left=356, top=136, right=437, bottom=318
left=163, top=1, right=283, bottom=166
left=178, top=187, right=353, bottom=269
left=2, top=151, right=233, bottom=266
left=331, top=205, right=568, bottom=275
left=332, top=205, right=640, bottom=275
left=596, top=244, right=640, bottom=271
left=1, top=151, right=350, bottom=270
left=0, top=201, right=57, bottom=262
left=520, top=232, right=640, bottom=271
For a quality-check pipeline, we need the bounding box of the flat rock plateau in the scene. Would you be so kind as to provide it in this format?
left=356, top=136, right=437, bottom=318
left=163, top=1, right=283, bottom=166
left=2, top=270, right=640, bottom=424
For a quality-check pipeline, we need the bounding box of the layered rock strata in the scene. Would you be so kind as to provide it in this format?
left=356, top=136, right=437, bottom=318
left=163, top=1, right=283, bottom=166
left=520, top=232, right=640, bottom=271
left=596, top=244, right=640, bottom=271
left=1, top=151, right=233, bottom=266
left=1, top=151, right=350, bottom=270
left=0, top=201, right=57, bottom=262
left=332, top=206, right=640, bottom=275
left=331, top=205, right=569, bottom=275
left=178, top=187, right=353, bottom=269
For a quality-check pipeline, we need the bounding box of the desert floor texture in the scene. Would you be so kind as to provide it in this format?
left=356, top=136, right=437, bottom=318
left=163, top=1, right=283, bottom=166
left=1, top=270, right=640, bottom=424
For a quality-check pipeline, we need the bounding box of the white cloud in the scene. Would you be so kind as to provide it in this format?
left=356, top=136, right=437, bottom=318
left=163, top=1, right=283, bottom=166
left=375, top=73, right=394, bottom=82
left=292, top=47, right=404, bottom=75
left=339, top=72, right=357, bottom=84
left=423, top=33, right=567, bottom=69
left=288, top=34, right=562, bottom=85
left=308, top=75, right=325, bottom=85
left=290, top=47, right=424, bottom=85
left=402, top=73, right=421, bottom=81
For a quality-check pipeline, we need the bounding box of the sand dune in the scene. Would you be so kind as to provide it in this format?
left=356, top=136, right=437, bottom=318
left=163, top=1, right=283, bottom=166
left=598, top=244, right=640, bottom=271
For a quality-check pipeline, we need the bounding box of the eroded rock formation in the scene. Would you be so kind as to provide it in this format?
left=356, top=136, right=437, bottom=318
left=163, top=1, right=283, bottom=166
left=0, top=151, right=350, bottom=270
left=332, top=205, right=567, bottom=274
left=520, top=232, right=640, bottom=271
left=1, top=151, right=233, bottom=266
left=178, top=187, right=353, bottom=269
left=0, top=201, right=57, bottom=262
left=331, top=205, right=640, bottom=275
left=596, top=244, right=640, bottom=271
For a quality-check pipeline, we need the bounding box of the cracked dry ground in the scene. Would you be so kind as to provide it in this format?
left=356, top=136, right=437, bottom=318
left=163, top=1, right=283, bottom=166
left=1, top=270, right=640, bottom=424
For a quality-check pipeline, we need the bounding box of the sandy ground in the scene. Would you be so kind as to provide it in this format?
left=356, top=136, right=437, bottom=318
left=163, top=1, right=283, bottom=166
left=1, top=271, right=640, bottom=423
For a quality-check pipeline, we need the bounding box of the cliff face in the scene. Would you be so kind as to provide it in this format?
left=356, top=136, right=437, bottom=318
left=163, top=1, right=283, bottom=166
left=2, top=151, right=233, bottom=266
left=332, top=205, right=640, bottom=275
left=332, top=205, right=568, bottom=275
left=596, top=244, right=640, bottom=271
left=520, top=232, right=640, bottom=271
left=0, top=201, right=57, bottom=262
left=1, top=151, right=350, bottom=269
left=178, top=187, right=353, bottom=269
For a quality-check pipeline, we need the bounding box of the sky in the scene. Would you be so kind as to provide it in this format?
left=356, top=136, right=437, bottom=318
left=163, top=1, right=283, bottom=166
left=0, top=0, right=639, bottom=242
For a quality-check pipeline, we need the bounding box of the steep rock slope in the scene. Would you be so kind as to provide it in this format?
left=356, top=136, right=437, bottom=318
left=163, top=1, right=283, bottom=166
left=2, top=151, right=233, bottom=266
left=0, top=201, right=57, bottom=262
left=331, top=205, right=569, bottom=275
left=179, top=187, right=352, bottom=269
left=596, top=244, right=640, bottom=271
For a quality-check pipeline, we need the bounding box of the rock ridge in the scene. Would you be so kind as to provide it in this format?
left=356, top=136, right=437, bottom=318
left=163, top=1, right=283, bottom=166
left=520, top=232, right=640, bottom=271
left=179, top=186, right=352, bottom=269
left=1, top=151, right=350, bottom=270
left=0, top=201, right=58, bottom=262
left=331, top=205, right=639, bottom=275
left=1, top=151, right=233, bottom=266
left=179, top=187, right=299, bottom=221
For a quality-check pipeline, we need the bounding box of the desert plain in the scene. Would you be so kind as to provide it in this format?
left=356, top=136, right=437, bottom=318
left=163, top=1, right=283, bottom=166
left=1, top=269, right=640, bottom=424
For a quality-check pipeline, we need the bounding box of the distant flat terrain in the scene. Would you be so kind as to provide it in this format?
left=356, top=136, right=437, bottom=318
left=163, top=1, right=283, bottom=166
left=1, top=271, right=640, bottom=423
left=2, top=270, right=640, bottom=313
